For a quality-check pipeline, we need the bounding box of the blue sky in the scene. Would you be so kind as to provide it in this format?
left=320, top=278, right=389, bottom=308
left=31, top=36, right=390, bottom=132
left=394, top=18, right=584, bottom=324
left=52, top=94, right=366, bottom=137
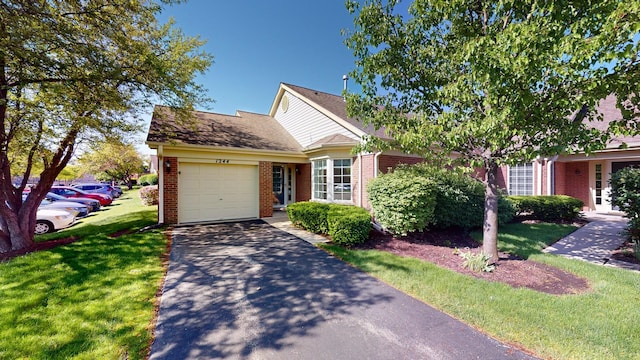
left=140, top=0, right=365, bottom=153
left=160, top=0, right=360, bottom=114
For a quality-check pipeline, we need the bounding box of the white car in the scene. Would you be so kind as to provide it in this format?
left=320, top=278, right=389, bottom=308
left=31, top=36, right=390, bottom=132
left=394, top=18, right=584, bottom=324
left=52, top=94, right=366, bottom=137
left=35, top=209, right=75, bottom=234
left=39, top=199, right=90, bottom=218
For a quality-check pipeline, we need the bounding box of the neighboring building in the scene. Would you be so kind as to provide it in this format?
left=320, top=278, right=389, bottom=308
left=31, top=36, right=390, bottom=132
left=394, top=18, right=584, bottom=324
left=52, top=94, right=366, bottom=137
left=146, top=84, right=639, bottom=225
left=497, top=95, right=640, bottom=212
left=148, top=155, right=159, bottom=174
left=145, top=83, right=422, bottom=224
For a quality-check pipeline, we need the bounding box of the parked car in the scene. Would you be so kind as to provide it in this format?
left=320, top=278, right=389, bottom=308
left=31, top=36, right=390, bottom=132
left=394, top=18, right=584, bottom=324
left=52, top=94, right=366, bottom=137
left=72, top=183, right=119, bottom=198
left=112, top=185, right=123, bottom=197
left=35, top=208, right=75, bottom=234
left=45, top=192, right=101, bottom=212
left=50, top=186, right=112, bottom=206
left=39, top=199, right=90, bottom=218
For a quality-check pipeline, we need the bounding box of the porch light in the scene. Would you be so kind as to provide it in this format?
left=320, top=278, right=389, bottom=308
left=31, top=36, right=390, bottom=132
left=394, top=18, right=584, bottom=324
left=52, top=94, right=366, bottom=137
left=165, top=160, right=171, bottom=173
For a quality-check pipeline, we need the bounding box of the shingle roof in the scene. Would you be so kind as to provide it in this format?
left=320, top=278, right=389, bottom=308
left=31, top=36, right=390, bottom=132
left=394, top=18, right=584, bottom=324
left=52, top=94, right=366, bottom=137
left=591, top=95, right=640, bottom=149
left=282, top=83, right=388, bottom=138
left=146, top=106, right=303, bottom=153
left=304, top=134, right=359, bottom=151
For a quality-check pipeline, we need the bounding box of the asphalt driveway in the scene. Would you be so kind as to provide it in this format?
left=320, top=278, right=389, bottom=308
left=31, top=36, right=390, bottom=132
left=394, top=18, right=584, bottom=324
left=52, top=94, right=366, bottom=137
left=150, top=220, right=537, bottom=360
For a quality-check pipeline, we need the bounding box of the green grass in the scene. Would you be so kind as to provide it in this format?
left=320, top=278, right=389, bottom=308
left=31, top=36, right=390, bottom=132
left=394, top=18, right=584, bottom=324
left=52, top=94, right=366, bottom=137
left=321, top=223, right=640, bottom=360
left=0, top=189, right=165, bottom=360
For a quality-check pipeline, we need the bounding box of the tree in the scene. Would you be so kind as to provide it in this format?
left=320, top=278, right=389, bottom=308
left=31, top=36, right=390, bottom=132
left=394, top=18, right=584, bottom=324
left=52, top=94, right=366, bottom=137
left=0, top=1, right=212, bottom=252
left=344, top=0, right=640, bottom=261
left=79, top=142, right=145, bottom=188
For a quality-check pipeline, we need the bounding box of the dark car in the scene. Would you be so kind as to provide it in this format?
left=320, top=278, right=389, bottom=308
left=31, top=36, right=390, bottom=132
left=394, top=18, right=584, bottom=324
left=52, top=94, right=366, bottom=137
left=50, top=186, right=113, bottom=206
left=45, top=192, right=101, bottom=212
left=72, top=183, right=119, bottom=198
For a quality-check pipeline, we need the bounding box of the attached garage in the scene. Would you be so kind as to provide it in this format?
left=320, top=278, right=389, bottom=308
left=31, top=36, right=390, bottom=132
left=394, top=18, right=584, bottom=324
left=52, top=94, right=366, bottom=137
left=178, top=162, right=259, bottom=223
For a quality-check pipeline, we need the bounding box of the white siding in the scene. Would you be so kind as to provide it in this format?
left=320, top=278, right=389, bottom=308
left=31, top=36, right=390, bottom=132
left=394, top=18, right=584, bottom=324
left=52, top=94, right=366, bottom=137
left=274, top=91, right=360, bottom=148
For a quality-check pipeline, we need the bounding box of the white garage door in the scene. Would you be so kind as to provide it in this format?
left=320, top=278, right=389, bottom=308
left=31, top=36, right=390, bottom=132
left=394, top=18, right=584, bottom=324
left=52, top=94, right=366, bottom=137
left=178, top=163, right=259, bottom=223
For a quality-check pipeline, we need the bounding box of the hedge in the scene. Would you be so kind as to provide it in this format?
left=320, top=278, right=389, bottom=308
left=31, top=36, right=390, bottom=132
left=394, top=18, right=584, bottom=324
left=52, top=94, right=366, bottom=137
left=138, top=174, right=158, bottom=186
left=287, top=202, right=371, bottom=246
left=506, top=195, right=583, bottom=221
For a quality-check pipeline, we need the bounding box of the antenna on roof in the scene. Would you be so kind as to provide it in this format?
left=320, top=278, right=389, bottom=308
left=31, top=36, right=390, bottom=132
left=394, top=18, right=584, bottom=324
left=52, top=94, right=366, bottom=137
left=342, top=74, right=349, bottom=102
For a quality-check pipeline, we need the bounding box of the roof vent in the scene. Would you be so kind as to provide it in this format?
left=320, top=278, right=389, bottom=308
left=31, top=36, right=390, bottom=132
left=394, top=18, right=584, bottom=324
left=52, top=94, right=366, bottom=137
left=342, top=74, right=349, bottom=101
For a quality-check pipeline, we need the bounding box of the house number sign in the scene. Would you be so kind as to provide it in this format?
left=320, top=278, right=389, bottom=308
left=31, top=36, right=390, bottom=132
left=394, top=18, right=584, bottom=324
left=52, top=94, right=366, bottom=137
left=215, top=159, right=230, bottom=164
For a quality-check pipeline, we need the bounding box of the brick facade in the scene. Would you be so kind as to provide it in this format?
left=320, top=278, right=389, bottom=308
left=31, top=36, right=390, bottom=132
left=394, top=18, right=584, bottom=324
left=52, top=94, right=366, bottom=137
left=163, top=157, right=178, bottom=224
left=295, top=163, right=311, bottom=202
left=556, top=161, right=590, bottom=210
left=259, top=161, right=273, bottom=218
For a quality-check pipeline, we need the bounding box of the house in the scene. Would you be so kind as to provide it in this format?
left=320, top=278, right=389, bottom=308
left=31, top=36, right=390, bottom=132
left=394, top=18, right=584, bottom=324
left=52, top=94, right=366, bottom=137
left=145, top=83, right=422, bottom=224
left=146, top=84, right=639, bottom=225
left=497, top=95, right=640, bottom=212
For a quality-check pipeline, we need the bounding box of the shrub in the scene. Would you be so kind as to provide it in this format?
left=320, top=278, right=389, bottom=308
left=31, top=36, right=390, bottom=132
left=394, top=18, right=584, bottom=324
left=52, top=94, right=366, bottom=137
left=286, top=202, right=331, bottom=234
left=138, top=174, right=158, bottom=186
left=139, top=185, right=159, bottom=206
left=507, top=195, right=583, bottom=221
left=610, top=167, right=640, bottom=240
left=327, top=206, right=371, bottom=246
left=286, top=202, right=372, bottom=246
left=367, top=170, right=437, bottom=235
left=367, top=164, right=514, bottom=234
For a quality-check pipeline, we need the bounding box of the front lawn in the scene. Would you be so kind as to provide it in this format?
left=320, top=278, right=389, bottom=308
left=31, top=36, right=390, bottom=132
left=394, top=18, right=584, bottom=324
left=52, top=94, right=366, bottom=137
left=0, top=189, right=166, bottom=360
left=321, top=223, right=640, bottom=360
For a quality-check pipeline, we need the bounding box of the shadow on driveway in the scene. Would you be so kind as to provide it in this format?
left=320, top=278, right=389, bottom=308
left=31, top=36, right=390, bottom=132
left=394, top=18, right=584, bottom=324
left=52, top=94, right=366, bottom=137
left=150, top=220, right=537, bottom=360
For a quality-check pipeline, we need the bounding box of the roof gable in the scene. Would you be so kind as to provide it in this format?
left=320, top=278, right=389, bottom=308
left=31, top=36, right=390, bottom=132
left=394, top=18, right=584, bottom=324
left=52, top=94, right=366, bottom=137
left=270, top=83, right=388, bottom=139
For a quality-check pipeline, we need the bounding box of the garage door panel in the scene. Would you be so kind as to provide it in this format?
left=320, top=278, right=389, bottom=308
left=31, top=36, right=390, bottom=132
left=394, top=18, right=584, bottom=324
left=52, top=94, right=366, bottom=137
left=178, top=163, right=258, bottom=223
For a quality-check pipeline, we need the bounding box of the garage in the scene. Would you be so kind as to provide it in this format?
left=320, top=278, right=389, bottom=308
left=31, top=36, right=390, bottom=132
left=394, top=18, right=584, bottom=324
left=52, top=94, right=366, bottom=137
left=178, top=163, right=259, bottom=223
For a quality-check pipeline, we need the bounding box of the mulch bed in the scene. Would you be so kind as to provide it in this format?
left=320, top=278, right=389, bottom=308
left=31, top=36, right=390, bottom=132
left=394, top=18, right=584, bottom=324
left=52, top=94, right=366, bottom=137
left=357, top=228, right=591, bottom=295
left=611, top=239, right=640, bottom=265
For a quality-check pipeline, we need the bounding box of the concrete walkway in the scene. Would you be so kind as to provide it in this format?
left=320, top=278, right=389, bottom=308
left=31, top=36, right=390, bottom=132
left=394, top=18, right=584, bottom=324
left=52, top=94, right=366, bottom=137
left=543, top=212, right=640, bottom=270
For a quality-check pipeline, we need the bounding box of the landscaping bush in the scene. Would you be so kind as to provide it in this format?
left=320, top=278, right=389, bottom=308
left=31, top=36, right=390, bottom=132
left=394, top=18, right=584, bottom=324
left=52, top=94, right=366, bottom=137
left=138, top=174, right=158, bottom=186
left=286, top=202, right=372, bottom=246
left=506, top=195, right=583, bottom=221
left=367, top=164, right=514, bottom=234
left=139, top=185, right=159, bottom=206
left=610, top=167, right=640, bottom=240
left=327, top=206, right=371, bottom=246
left=367, top=170, right=437, bottom=235
left=286, top=202, right=331, bottom=234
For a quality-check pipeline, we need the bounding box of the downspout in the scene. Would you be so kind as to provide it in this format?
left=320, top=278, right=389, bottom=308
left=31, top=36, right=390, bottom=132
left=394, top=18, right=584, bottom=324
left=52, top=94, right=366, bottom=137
left=547, top=155, right=558, bottom=195
left=536, top=156, right=543, bottom=195
left=157, top=145, right=164, bottom=224
left=370, top=151, right=384, bottom=233
left=374, top=151, right=382, bottom=178
left=357, top=152, right=363, bottom=207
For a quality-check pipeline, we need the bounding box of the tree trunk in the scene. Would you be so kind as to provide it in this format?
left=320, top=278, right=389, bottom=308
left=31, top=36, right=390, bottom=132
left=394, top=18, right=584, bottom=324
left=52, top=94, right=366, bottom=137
left=483, top=161, right=500, bottom=263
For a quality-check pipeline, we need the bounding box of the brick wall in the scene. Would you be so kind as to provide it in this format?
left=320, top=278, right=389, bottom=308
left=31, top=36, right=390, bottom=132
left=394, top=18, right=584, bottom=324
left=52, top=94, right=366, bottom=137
left=259, top=161, right=273, bottom=218
left=559, top=161, right=590, bottom=210
left=295, top=163, right=311, bottom=202
left=378, top=155, right=423, bottom=174
left=163, top=157, right=178, bottom=224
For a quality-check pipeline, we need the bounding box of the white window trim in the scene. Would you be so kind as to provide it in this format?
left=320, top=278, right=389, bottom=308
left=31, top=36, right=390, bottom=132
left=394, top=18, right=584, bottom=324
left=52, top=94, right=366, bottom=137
left=311, top=157, right=353, bottom=204
left=508, top=162, right=534, bottom=196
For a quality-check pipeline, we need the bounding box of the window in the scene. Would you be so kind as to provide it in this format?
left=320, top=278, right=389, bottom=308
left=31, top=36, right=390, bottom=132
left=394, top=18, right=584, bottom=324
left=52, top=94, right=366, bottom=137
left=312, top=158, right=352, bottom=202
left=333, top=159, right=352, bottom=201
left=508, top=163, right=533, bottom=195
left=313, top=159, right=327, bottom=200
